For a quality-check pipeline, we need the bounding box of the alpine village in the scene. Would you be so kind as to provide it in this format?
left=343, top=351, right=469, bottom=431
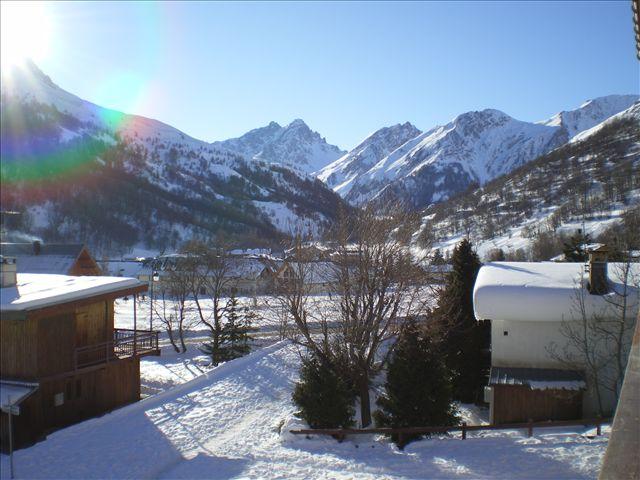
left=0, top=2, right=639, bottom=479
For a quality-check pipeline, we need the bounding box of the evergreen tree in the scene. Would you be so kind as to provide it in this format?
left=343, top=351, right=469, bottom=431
left=435, top=239, right=489, bottom=403
left=430, top=248, right=446, bottom=265
left=200, top=293, right=256, bottom=364
left=375, top=318, right=458, bottom=448
left=292, top=355, right=355, bottom=429
left=563, top=230, right=592, bottom=262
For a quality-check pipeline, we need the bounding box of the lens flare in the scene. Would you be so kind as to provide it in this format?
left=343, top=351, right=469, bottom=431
left=1, top=1, right=167, bottom=191
left=1, top=1, right=52, bottom=69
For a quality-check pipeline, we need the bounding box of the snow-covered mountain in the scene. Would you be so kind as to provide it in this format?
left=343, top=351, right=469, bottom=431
left=213, top=119, right=346, bottom=175
left=540, top=94, right=639, bottom=139
left=0, top=62, right=347, bottom=253
left=419, top=101, right=640, bottom=260
left=316, top=122, right=421, bottom=197
left=321, top=95, right=639, bottom=209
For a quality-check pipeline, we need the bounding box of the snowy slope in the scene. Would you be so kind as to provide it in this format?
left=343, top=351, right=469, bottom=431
left=0, top=340, right=609, bottom=479
left=420, top=104, right=640, bottom=261
left=214, top=119, right=346, bottom=175
left=0, top=62, right=346, bottom=251
left=317, top=122, right=421, bottom=197
left=570, top=101, right=640, bottom=144
left=541, top=94, right=639, bottom=139
left=326, top=96, right=638, bottom=209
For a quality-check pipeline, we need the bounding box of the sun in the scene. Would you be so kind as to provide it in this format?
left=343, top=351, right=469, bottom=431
left=1, top=1, right=52, bottom=69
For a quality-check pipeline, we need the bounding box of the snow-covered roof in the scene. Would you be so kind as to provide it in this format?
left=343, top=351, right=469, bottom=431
left=12, top=254, right=77, bottom=275
left=227, top=258, right=274, bottom=280
left=474, top=262, right=640, bottom=322
left=1, top=273, right=146, bottom=313
left=101, top=260, right=150, bottom=278
left=0, top=243, right=86, bottom=275
left=281, top=261, right=337, bottom=284
left=489, top=367, right=586, bottom=391
left=0, top=380, right=38, bottom=408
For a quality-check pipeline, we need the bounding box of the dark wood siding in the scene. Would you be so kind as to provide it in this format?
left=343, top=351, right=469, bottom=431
left=37, top=313, right=75, bottom=378
left=1, top=358, right=140, bottom=451
left=75, top=301, right=109, bottom=347
left=0, top=317, right=38, bottom=379
left=492, top=385, right=582, bottom=424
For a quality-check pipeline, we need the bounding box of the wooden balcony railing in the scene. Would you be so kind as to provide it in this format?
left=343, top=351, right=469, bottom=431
left=74, top=328, right=160, bottom=370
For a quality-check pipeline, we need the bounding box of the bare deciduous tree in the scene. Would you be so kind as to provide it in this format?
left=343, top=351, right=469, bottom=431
left=152, top=258, right=195, bottom=353
left=182, top=242, right=238, bottom=365
left=275, top=205, right=431, bottom=427
left=547, top=261, right=639, bottom=415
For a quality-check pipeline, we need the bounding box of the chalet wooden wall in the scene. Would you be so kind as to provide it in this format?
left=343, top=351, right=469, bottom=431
left=0, top=297, right=140, bottom=451
left=75, top=301, right=109, bottom=347
left=37, top=313, right=76, bottom=378
left=1, top=357, right=140, bottom=451
left=1, top=317, right=39, bottom=379
left=492, top=385, right=582, bottom=424
left=2, top=300, right=115, bottom=379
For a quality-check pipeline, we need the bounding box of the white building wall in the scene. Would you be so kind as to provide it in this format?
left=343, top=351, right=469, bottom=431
left=492, top=319, right=569, bottom=369
left=491, top=319, right=627, bottom=417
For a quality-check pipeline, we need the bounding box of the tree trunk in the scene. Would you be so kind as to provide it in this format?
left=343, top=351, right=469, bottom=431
left=359, top=374, right=372, bottom=427
left=167, top=326, right=180, bottom=353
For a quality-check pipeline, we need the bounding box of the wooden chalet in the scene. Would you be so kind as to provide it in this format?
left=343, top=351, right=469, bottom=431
left=0, top=255, right=159, bottom=451
left=1, top=242, right=102, bottom=276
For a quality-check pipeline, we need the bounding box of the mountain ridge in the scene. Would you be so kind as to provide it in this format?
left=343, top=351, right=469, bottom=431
left=213, top=118, right=346, bottom=175
left=319, top=94, right=639, bottom=209
left=0, top=62, right=348, bottom=254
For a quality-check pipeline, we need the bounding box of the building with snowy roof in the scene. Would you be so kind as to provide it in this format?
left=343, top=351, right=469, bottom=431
left=0, top=255, right=158, bottom=450
left=474, top=250, right=639, bottom=424
left=1, top=242, right=102, bottom=276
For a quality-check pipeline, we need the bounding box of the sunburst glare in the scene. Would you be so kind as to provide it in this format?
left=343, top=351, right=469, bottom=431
left=1, top=1, right=52, bottom=69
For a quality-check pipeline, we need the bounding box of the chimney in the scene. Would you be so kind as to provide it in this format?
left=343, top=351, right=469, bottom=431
left=1, top=256, right=17, bottom=288
left=588, top=245, right=609, bottom=295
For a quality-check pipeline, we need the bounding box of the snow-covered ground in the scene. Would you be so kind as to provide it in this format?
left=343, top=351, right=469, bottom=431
left=114, top=296, right=285, bottom=395
left=115, top=290, right=437, bottom=396
left=0, top=341, right=608, bottom=479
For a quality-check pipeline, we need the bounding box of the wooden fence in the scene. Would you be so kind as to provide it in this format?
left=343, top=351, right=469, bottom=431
left=290, top=417, right=610, bottom=445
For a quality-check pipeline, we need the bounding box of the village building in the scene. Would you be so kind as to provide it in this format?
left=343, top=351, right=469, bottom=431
left=276, top=261, right=337, bottom=294
left=474, top=251, right=639, bottom=424
left=0, top=255, right=158, bottom=450
left=1, top=242, right=102, bottom=276
left=144, top=253, right=281, bottom=297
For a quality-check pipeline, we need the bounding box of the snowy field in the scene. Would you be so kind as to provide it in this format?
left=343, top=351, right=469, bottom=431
left=115, top=291, right=437, bottom=396
left=0, top=341, right=608, bottom=479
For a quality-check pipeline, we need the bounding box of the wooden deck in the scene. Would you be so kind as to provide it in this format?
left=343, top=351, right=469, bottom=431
left=74, top=328, right=160, bottom=370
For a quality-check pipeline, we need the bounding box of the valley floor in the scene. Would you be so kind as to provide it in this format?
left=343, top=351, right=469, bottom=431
left=0, top=338, right=608, bottom=479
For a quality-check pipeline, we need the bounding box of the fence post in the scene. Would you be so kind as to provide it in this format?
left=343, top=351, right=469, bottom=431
left=462, top=422, right=467, bottom=440
left=527, top=419, right=533, bottom=438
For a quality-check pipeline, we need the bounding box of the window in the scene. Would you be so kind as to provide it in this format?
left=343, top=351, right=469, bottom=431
left=503, top=330, right=509, bottom=336
left=53, top=392, right=64, bottom=407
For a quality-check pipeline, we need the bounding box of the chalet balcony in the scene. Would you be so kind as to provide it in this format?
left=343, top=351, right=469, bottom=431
left=74, top=328, right=160, bottom=370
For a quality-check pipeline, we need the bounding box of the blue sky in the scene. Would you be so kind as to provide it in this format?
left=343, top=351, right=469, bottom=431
left=36, top=1, right=639, bottom=150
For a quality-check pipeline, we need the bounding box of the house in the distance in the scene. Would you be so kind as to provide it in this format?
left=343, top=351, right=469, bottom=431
left=0, top=255, right=158, bottom=450
left=1, top=242, right=102, bottom=276
left=474, top=250, right=639, bottom=424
